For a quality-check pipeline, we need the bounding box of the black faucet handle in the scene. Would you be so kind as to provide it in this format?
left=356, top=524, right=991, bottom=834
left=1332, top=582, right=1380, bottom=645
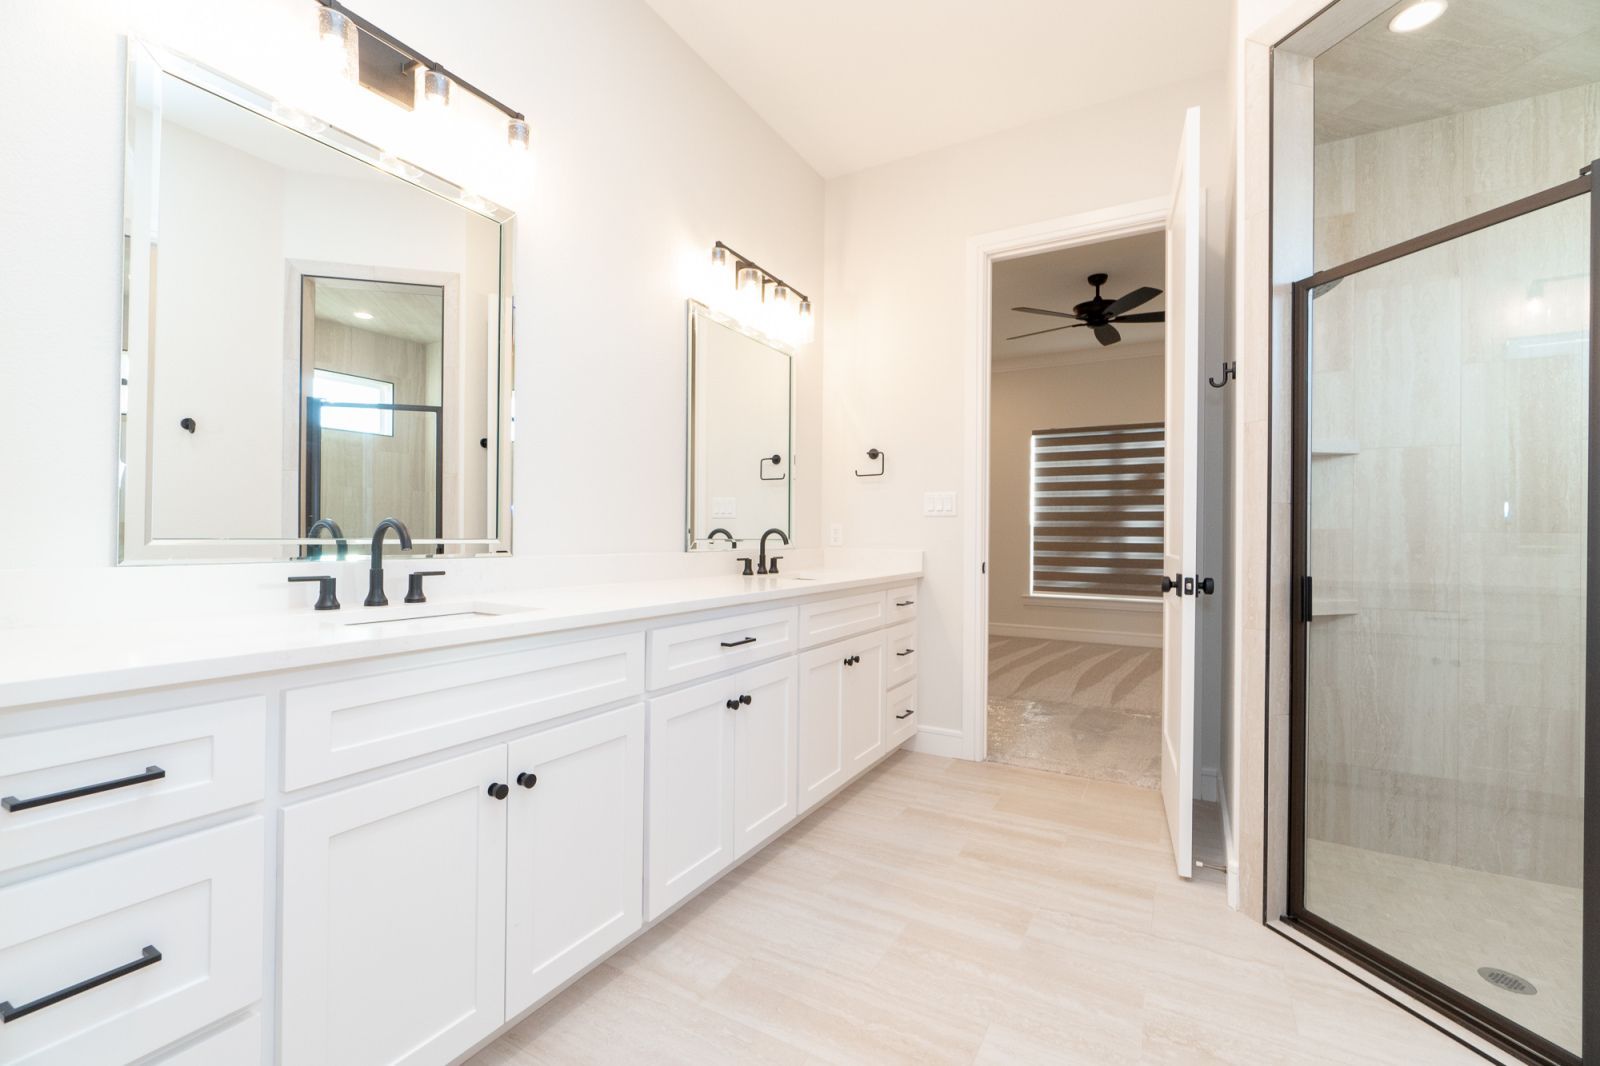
left=405, top=570, right=446, bottom=604
left=288, top=575, right=340, bottom=611
left=737, top=557, right=754, bottom=576
left=768, top=556, right=783, bottom=575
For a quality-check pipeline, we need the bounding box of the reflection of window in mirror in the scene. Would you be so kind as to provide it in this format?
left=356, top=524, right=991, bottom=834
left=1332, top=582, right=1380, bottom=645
left=311, top=370, right=395, bottom=436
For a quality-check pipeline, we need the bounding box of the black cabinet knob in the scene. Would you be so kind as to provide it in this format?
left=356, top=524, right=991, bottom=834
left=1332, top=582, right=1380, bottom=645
left=516, top=772, right=538, bottom=789
left=487, top=782, right=509, bottom=800
left=726, top=698, right=742, bottom=710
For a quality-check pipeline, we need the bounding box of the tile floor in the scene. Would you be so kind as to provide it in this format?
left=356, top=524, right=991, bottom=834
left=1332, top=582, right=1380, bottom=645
left=986, top=637, right=1162, bottom=788
left=467, top=753, right=1482, bottom=1065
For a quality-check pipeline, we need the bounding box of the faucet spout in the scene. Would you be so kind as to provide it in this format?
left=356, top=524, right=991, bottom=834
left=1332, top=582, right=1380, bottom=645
left=364, top=518, right=413, bottom=606
left=757, top=527, right=789, bottom=575
left=307, top=518, right=347, bottom=561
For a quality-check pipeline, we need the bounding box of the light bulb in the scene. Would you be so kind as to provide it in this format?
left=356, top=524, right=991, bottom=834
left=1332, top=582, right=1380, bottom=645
left=736, top=266, right=765, bottom=321
left=1388, top=0, right=1447, bottom=33
left=797, top=298, right=814, bottom=343
left=769, top=284, right=793, bottom=344
left=317, top=6, right=359, bottom=81
left=507, top=118, right=530, bottom=152
left=418, top=68, right=451, bottom=109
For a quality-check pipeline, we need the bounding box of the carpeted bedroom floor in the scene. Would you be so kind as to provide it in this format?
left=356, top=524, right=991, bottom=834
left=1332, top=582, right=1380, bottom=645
left=986, top=636, right=1162, bottom=789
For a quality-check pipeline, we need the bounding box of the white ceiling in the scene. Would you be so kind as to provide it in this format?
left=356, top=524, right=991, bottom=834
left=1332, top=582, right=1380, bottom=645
left=992, top=231, right=1165, bottom=362
left=314, top=279, right=444, bottom=345
left=641, top=0, right=1232, bottom=178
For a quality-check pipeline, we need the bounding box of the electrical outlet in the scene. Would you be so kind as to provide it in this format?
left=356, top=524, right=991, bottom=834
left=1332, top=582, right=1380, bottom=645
left=829, top=523, right=844, bottom=546
left=923, top=491, right=957, bottom=517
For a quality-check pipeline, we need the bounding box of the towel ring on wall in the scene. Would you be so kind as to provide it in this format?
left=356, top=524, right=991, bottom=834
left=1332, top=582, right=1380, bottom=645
left=855, top=448, right=885, bottom=477
left=759, top=454, right=786, bottom=481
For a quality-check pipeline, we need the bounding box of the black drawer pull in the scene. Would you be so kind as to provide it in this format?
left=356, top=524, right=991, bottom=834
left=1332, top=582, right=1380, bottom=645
left=1, top=945, right=162, bottom=1024
left=896, top=649, right=915, bottom=657
left=895, top=709, right=914, bottom=720
left=720, top=637, right=757, bottom=648
left=2, top=765, right=166, bottom=813
left=895, top=600, right=915, bottom=607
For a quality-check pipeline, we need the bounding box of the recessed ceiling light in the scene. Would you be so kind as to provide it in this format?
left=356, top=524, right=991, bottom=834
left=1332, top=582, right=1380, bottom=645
left=353, top=311, right=374, bottom=320
left=1389, top=0, right=1447, bottom=33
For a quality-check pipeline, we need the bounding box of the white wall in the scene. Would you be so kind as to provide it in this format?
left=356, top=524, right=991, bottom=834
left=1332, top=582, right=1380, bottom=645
left=987, top=347, right=1165, bottom=646
left=0, top=0, right=824, bottom=620
left=821, top=74, right=1230, bottom=747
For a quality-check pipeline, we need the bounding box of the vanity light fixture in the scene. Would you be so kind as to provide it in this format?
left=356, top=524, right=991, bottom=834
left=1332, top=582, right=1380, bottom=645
left=710, top=241, right=814, bottom=347
left=312, top=1, right=529, bottom=153
left=1388, top=0, right=1447, bottom=33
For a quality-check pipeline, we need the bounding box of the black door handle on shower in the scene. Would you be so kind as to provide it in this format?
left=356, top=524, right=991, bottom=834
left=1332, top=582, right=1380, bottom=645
left=895, top=709, right=914, bottom=720
left=2, top=765, right=166, bottom=813
left=896, top=649, right=914, bottom=657
left=720, top=637, right=757, bottom=648
left=1, top=945, right=162, bottom=1023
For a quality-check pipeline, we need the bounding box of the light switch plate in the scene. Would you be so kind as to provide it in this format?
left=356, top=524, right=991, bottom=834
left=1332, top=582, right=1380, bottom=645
left=924, top=491, right=957, bottom=517
left=829, top=523, right=844, bottom=546
left=711, top=497, right=737, bottom=519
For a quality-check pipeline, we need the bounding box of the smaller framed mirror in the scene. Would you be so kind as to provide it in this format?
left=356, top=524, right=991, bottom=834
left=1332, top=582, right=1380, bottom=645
left=685, top=301, right=793, bottom=551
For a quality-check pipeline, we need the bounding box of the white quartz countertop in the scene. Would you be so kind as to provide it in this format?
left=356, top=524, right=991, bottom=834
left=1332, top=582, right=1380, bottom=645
left=0, top=564, right=921, bottom=708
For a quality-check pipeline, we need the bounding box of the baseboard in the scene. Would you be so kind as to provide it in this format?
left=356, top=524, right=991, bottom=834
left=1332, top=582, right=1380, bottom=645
left=987, top=621, right=1160, bottom=648
left=908, top=727, right=968, bottom=759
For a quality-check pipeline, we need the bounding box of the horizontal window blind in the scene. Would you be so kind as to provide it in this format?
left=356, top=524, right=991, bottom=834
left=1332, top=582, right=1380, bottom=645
left=1031, top=421, right=1164, bottom=599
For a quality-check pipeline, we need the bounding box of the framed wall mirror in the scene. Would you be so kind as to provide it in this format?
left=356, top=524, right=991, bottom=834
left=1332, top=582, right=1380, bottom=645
left=684, top=301, right=793, bottom=551
left=119, top=42, right=514, bottom=563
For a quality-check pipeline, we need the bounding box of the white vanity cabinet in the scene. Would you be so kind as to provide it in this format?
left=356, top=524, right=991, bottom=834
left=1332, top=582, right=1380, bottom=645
left=797, top=631, right=887, bottom=814
left=647, top=659, right=797, bottom=919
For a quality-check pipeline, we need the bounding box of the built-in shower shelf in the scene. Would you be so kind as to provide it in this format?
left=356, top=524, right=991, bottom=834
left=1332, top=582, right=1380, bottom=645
left=1311, top=438, right=1360, bottom=457
left=1313, top=598, right=1359, bottom=618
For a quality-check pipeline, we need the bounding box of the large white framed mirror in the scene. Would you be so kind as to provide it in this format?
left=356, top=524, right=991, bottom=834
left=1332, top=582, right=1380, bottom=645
left=119, top=41, right=514, bottom=563
left=684, top=301, right=793, bottom=551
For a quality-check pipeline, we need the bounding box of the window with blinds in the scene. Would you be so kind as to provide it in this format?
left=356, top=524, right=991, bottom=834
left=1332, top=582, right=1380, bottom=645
left=1030, top=421, right=1165, bottom=599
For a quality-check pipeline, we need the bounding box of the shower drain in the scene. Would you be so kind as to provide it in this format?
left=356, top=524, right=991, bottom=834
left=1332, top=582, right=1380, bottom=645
left=1477, top=968, right=1537, bottom=995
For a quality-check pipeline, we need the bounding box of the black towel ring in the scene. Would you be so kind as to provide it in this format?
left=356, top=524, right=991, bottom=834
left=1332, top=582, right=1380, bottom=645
left=759, top=454, right=786, bottom=481
left=855, top=448, right=885, bottom=477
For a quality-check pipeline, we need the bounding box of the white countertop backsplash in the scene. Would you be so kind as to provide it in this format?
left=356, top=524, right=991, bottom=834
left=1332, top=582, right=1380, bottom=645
left=0, top=549, right=922, bottom=708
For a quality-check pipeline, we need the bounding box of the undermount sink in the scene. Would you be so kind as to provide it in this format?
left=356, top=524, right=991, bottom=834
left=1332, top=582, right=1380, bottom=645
left=333, top=602, right=533, bottom=628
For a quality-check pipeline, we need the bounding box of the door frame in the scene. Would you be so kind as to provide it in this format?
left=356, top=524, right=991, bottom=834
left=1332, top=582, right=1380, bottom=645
left=960, top=196, right=1170, bottom=763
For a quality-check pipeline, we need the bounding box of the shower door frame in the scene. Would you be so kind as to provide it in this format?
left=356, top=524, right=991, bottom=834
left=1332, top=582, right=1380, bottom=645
left=1286, top=164, right=1596, bottom=1066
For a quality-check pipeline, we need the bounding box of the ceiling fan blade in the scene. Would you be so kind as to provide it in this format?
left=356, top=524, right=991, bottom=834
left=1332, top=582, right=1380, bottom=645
left=1011, top=306, right=1082, bottom=320
left=1093, top=324, right=1121, bottom=346
left=1005, top=323, right=1084, bottom=341
left=1102, top=286, right=1161, bottom=317
left=1112, top=312, right=1165, bottom=323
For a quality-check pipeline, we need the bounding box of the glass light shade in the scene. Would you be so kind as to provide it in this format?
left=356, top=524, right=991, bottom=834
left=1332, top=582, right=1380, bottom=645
left=317, top=7, right=359, bottom=82
left=797, top=298, right=814, bottom=343
left=418, top=68, right=451, bottom=109
left=507, top=118, right=530, bottom=151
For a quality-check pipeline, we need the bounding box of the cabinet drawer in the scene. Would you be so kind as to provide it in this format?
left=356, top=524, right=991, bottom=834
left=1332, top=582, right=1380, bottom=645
left=0, top=697, right=266, bottom=873
left=798, top=591, right=888, bottom=648
left=886, top=585, right=919, bottom=624
left=885, top=622, right=918, bottom=690
left=0, top=819, right=263, bottom=1066
left=887, top=680, right=919, bottom=748
left=282, top=633, right=644, bottom=790
left=149, top=1012, right=262, bottom=1065
left=647, top=606, right=797, bottom=690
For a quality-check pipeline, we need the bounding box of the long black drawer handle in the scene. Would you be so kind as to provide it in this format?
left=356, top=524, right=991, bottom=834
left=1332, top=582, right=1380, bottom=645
left=2, top=766, right=166, bottom=813
left=1, top=945, right=162, bottom=1023
left=895, top=709, right=915, bottom=720
left=896, top=649, right=915, bottom=657
left=896, top=600, right=915, bottom=607
left=720, top=637, right=757, bottom=648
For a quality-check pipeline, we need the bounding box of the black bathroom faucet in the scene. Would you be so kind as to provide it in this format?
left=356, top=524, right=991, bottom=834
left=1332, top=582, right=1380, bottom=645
left=364, top=518, right=413, bottom=607
left=306, top=517, right=347, bottom=561
left=757, top=528, right=788, bottom=575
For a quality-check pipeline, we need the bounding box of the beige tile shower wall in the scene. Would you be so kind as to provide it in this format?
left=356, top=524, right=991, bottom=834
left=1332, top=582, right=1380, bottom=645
left=1306, top=83, right=1596, bottom=888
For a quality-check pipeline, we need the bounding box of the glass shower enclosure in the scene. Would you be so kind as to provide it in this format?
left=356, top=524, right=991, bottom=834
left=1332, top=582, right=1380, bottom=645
left=1289, top=167, right=1595, bottom=1065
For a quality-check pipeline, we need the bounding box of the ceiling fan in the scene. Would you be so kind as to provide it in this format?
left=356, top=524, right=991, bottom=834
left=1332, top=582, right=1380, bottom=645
left=1008, top=272, right=1164, bottom=347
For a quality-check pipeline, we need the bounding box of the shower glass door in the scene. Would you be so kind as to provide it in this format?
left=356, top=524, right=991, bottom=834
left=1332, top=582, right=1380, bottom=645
left=1291, top=172, right=1593, bottom=1065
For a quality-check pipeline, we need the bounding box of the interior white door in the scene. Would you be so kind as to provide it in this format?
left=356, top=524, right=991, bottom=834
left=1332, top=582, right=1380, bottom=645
left=1160, top=105, right=1203, bottom=880
left=505, top=704, right=644, bottom=1015
left=280, top=746, right=508, bottom=1066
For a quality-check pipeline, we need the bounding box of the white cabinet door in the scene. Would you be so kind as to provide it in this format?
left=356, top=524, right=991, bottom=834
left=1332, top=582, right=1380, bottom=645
left=731, top=659, right=798, bottom=858
left=280, top=747, right=507, bottom=1066
left=647, top=683, right=735, bottom=919
left=842, top=634, right=887, bottom=776
left=505, top=705, right=644, bottom=1015
left=797, top=643, right=847, bottom=814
